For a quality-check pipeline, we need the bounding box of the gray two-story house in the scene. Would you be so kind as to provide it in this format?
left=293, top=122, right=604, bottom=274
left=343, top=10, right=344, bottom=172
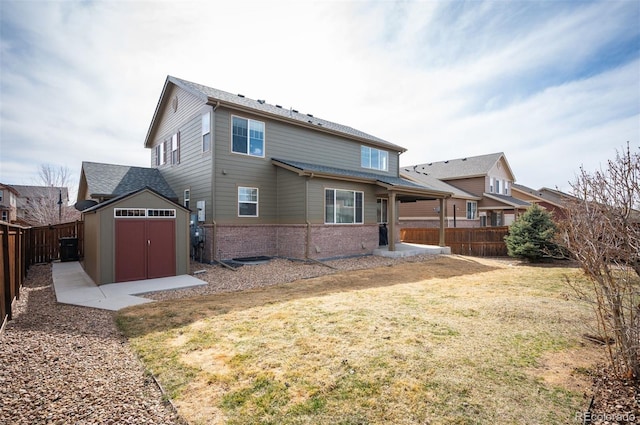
left=144, top=76, right=450, bottom=262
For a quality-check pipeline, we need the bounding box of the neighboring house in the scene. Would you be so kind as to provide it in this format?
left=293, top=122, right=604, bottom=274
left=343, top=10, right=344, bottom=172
left=400, top=152, right=530, bottom=228
left=142, top=75, right=450, bottom=261
left=0, top=184, right=19, bottom=223
left=4, top=184, right=74, bottom=226
left=511, top=184, right=574, bottom=220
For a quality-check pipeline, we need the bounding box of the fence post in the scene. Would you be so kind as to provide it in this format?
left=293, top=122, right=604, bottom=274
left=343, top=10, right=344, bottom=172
left=2, top=224, right=12, bottom=321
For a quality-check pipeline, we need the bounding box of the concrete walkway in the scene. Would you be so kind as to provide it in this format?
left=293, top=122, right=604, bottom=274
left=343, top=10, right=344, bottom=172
left=51, top=261, right=207, bottom=311
left=373, top=242, right=451, bottom=258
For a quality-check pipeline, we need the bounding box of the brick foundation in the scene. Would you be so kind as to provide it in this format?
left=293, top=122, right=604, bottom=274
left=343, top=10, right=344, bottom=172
left=199, top=223, right=379, bottom=261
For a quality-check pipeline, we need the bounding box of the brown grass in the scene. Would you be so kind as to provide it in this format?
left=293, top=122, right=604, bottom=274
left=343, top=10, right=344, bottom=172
left=117, top=256, right=603, bottom=425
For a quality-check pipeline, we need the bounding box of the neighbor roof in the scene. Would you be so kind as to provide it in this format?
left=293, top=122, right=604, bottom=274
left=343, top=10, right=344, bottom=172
left=399, top=170, right=480, bottom=200
left=80, top=162, right=177, bottom=200
left=145, top=76, right=406, bottom=153
left=405, top=152, right=514, bottom=180
left=482, top=193, right=531, bottom=208
left=9, top=185, right=69, bottom=200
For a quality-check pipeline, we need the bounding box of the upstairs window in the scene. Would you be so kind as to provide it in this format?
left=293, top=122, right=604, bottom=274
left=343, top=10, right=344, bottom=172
left=504, top=181, right=509, bottom=195
left=361, top=146, right=388, bottom=171
left=325, top=189, right=364, bottom=224
left=155, top=142, right=165, bottom=166
left=202, top=112, right=211, bottom=152
left=232, top=116, right=264, bottom=157
left=184, top=189, right=190, bottom=209
left=238, top=187, right=258, bottom=217
left=171, top=132, right=180, bottom=165
left=0, top=190, right=3, bottom=202
left=495, top=179, right=500, bottom=194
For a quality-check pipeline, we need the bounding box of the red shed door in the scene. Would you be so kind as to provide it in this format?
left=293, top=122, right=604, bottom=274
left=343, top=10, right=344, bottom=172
left=147, top=219, right=176, bottom=279
left=115, top=220, right=147, bottom=282
left=115, top=219, right=176, bottom=282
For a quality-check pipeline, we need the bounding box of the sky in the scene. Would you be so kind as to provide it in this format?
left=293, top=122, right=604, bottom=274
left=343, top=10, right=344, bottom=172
left=1, top=0, right=638, bottom=201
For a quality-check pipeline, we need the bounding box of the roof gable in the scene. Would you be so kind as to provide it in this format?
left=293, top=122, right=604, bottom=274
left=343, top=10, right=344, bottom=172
left=405, top=152, right=515, bottom=181
left=82, top=186, right=187, bottom=213
left=80, top=162, right=177, bottom=200
left=144, top=75, right=406, bottom=152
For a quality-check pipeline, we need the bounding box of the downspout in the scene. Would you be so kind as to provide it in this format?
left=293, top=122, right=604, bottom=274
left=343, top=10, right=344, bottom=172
left=210, top=102, right=218, bottom=261
left=305, top=177, right=311, bottom=259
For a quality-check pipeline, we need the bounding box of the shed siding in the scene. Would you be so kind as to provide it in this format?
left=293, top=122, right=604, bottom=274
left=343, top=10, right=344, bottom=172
left=84, top=191, right=189, bottom=285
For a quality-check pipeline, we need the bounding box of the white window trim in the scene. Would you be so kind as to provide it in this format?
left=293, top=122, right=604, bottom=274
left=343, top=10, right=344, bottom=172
left=377, top=198, right=388, bottom=224
left=171, top=132, right=179, bottom=165
left=231, top=115, right=265, bottom=158
left=202, top=112, right=211, bottom=153
left=184, top=189, right=190, bottom=209
left=361, top=146, right=388, bottom=171
left=325, top=188, right=364, bottom=225
left=114, top=208, right=176, bottom=218
left=466, top=201, right=478, bottom=220
left=238, top=187, right=259, bottom=217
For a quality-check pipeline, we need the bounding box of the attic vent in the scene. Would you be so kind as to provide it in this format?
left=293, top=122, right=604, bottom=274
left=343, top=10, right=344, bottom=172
left=428, top=163, right=432, bottom=166
left=276, top=104, right=282, bottom=108
left=237, top=94, right=245, bottom=98
left=404, top=168, right=410, bottom=172
left=462, top=158, right=467, bottom=161
left=317, top=122, right=323, bottom=126
left=444, top=160, right=449, bottom=163
left=257, top=99, right=265, bottom=104
left=308, top=120, right=313, bottom=123
left=292, top=109, right=298, bottom=113
left=306, top=113, right=313, bottom=117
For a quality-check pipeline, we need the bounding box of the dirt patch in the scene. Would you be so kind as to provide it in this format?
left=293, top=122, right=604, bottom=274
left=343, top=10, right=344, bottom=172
left=528, top=344, right=607, bottom=393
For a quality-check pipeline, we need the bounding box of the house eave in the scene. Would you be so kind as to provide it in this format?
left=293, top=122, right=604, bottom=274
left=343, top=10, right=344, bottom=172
left=208, top=98, right=406, bottom=153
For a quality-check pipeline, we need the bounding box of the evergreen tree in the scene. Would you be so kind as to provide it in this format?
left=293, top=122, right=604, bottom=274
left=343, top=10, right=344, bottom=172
left=505, top=204, right=557, bottom=261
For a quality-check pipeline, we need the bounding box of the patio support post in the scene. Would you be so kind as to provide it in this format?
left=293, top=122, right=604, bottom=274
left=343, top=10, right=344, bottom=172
left=388, top=191, right=397, bottom=252
left=439, top=198, right=445, bottom=247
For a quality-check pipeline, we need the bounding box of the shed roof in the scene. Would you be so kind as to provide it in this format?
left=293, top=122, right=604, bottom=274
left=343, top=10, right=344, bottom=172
left=82, top=186, right=187, bottom=213
left=145, top=76, right=405, bottom=153
left=81, top=162, right=177, bottom=200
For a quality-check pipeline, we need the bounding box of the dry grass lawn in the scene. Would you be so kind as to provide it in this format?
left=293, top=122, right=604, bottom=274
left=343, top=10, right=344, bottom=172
left=117, top=256, right=604, bottom=425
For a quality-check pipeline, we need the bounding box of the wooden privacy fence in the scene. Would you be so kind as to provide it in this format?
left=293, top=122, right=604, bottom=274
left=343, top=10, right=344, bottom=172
left=1, top=223, right=27, bottom=329
left=28, top=221, right=84, bottom=265
left=1, top=221, right=84, bottom=330
left=401, top=226, right=510, bottom=257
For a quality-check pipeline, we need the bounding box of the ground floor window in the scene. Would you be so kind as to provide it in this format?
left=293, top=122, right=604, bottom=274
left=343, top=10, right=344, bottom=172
left=466, top=201, right=477, bottom=219
left=238, top=187, right=258, bottom=217
left=377, top=198, right=388, bottom=223
left=325, top=189, right=363, bottom=224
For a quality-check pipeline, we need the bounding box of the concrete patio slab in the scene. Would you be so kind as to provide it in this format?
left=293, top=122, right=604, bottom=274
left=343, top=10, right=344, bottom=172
left=373, top=242, right=451, bottom=258
left=51, top=261, right=207, bottom=311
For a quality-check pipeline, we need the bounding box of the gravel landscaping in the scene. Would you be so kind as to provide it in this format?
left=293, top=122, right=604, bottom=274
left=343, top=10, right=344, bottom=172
left=4, top=254, right=634, bottom=424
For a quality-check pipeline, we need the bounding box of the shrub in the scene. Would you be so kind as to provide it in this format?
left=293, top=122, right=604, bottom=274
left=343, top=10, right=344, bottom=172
left=505, top=204, right=558, bottom=262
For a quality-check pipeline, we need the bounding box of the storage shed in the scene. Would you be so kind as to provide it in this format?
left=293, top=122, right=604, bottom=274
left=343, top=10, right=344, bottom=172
left=81, top=187, right=190, bottom=284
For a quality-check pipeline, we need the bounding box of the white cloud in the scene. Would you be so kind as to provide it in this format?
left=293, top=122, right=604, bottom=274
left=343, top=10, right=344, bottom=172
left=0, top=0, right=638, bottom=201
